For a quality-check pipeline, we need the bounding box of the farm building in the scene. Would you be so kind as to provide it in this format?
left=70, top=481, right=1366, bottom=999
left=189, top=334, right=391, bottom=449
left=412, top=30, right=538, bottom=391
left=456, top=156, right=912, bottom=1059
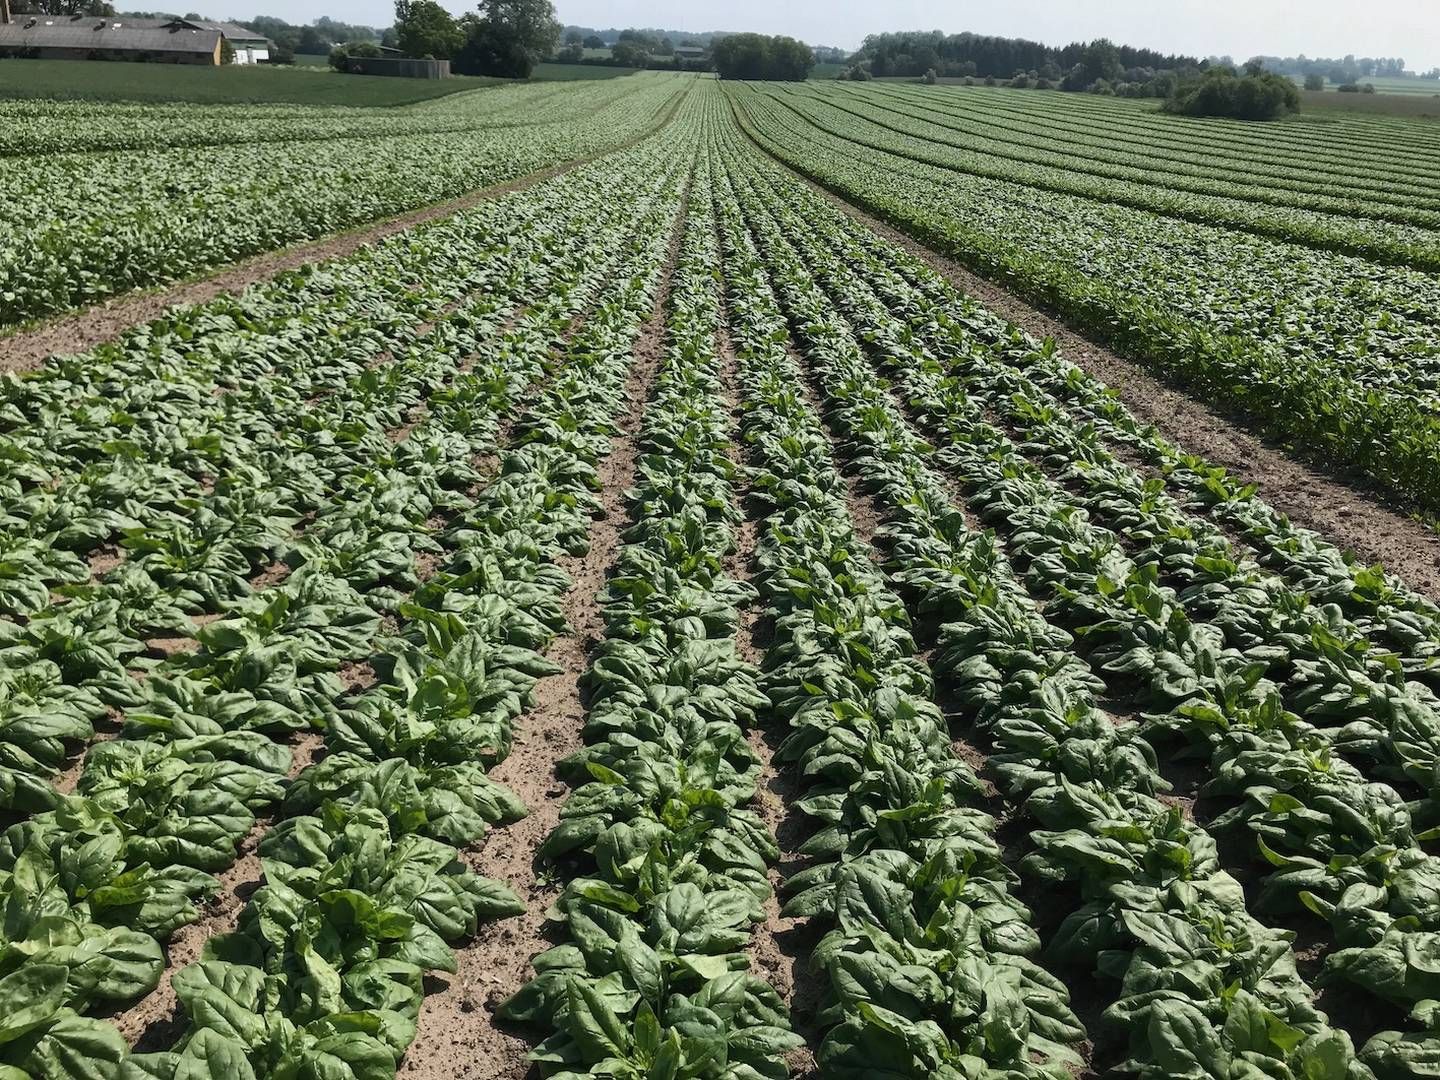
left=176, top=19, right=270, bottom=63
left=0, top=15, right=270, bottom=65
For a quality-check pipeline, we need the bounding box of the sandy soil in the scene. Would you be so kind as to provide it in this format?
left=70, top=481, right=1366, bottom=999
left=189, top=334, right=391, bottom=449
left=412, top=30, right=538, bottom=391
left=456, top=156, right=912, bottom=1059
left=777, top=162, right=1440, bottom=603
left=0, top=92, right=687, bottom=376
left=396, top=204, right=682, bottom=1080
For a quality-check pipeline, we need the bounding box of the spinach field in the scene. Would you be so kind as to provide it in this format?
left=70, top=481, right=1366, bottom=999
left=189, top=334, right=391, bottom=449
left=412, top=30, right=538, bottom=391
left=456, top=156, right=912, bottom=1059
left=3, top=74, right=1440, bottom=1080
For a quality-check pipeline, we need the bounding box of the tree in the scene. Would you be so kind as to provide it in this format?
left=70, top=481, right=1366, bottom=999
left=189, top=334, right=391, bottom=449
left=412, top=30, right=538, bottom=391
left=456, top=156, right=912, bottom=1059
left=1074, top=38, right=1122, bottom=85
left=617, top=28, right=657, bottom=51
left=329, top=39, right=380, bottom=70
left=394, top=0, right=463, bottom=58
left=219, top=37, right=234, bottom=63
left=556, top=42, right=581, bottom=62
left=1164, top=66, right=1299, bottom=119
left=711, top=32, right=813, bottom=81
left=609, top=38, right=648, bottom=68
left=16, top=0, right=113, bottom=13
left=1303, top=73, right=1325, bottom=91
left=562, top=27, right=581, bottom=44
left=453, top=0, right=559, bottom=77
left=582, top=33, right=603, bottom=49
left=297, top=25, right=328, bottom=53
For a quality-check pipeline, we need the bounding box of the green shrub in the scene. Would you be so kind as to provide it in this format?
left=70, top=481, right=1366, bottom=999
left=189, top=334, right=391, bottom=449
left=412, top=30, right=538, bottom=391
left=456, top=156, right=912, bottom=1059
left=1163, top=66, right=1299, bottom=119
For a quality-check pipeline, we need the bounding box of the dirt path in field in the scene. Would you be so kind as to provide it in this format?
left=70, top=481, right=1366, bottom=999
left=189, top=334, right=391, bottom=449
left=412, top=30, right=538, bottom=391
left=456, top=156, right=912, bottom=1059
left=0, top=85, right=688, bottom=375
left=751, top=149, right=1440, bottom=601
left=396, top=199, right=686, bottom=1080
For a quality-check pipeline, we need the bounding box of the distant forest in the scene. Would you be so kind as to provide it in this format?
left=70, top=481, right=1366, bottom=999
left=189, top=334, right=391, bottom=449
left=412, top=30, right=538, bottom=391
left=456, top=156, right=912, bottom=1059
left=1250, top=54, right=1437, bottom=81
left=561, top=25, right=845, bottom=61
left=845, top=30, right=1200, bottom=96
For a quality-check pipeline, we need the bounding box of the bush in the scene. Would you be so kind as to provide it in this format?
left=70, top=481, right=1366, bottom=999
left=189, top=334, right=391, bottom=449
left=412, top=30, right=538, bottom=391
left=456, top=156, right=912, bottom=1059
left=844, top=64, right=872, bottom=81
left=1303, top=73, right=1325, bottom=91
left=712, top=32, right=813, bottom=80
left=1337, top=82, right=1360, bottom=92
left=1009, top=74, right=1030, bottom=88
left=609, top=39, right=647, bottom=67
left=1362, top=82, right=1376, bottom=93
left=983, top=74, right=996, bottom=87
left=1034, top=77, right=1054, bottom=90
left=922, top=67, right=937, bottom=84
left=328, top=41, right=381, bottom=70
left=962, top=75, right=975, bottom=86
left=1163, top=66, right=1300, bottom=119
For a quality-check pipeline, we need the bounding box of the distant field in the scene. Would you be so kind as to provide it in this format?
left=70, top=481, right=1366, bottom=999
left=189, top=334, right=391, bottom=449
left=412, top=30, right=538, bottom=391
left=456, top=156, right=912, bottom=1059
left=0, top=58, right=496, bottom=104
left=1350, top=75, right=1440, bottom=95
left=810, top=61, right=846, bottom=79
left=1302, top=88, right=1440, bottom=118
left=531, top=62, right=635, bottom=80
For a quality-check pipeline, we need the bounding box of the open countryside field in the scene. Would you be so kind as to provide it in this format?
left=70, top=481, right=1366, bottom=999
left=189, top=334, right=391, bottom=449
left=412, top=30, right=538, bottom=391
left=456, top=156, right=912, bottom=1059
left=732, top=80, right=1440, bottom=510
left=0, top=56, right=630, bottom=104
left=0, top=57, right=504, bottom=103
left=5, top=53, right=1440, bottom=1080
left=0, top=72, right=682, bottom=330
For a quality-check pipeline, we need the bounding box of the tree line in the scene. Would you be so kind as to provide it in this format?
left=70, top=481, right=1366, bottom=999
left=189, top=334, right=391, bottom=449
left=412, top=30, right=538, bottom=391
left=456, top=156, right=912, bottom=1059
left=331, top=0, right=560, bottom=78
left=846, top=30, right=1200, bottom=95
left=1250, top=53, right=1416, bottom=83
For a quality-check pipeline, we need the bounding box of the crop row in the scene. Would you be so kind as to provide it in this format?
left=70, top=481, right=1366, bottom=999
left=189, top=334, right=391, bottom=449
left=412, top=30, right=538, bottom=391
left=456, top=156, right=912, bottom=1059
left=0, top=73, right=686, bottom=330
left=113, top=132, right=690, bottom=1080
left=501, top=157, right=805, bottom=1079
left=0, top=80, right=601, bottom=157
left=717, top=120, right=1379, bottom=1076
left=897, top=84, right=1440, bottom=189
left=854, top=84, right=1440, bottom=219
left=765, top=84, right=1440, bottom=271
left=727, top=85, right=1440, bottom=515
left=699, top=134, right=1086, bottom=1078
left=0, top=104, right=699, bottom=1077
left=725, top=116, right=1440, bottom=1075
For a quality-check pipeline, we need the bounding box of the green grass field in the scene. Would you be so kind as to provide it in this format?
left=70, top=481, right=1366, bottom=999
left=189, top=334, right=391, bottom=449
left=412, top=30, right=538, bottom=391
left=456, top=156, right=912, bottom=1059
left=1336, top=75, right=1440, bottom=96
left=1301, top=88, right=1440, bottom=118
left=531, top=62, right=636, bottom=80
left=0, top=58, right=498, bottom=105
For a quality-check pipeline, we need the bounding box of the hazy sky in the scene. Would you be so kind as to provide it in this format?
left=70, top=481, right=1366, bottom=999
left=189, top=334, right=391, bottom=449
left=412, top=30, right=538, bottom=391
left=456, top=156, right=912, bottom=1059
left=235, top=0, right=1440, bottom=71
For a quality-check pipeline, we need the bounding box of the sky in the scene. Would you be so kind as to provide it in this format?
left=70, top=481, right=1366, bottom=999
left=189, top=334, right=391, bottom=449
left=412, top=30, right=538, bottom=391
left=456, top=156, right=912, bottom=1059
left=233, top=0, right=1440, bottom=71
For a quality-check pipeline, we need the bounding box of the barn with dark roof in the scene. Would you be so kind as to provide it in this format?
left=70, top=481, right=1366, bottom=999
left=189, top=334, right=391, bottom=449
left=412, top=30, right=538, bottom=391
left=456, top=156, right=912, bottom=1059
left=0, top=14, right=272, bottom=65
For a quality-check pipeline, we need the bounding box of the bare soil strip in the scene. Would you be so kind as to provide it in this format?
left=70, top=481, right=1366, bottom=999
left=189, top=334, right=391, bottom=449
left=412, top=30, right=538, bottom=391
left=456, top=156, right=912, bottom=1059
left=395, top=201, right=685, bottom=1080
left=758, top=153, right=1440, bottom=601
left=0, top=87, right=688, bottom=374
